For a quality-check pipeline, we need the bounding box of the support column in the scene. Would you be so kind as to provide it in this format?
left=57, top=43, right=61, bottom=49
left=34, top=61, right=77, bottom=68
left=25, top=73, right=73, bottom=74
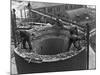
left=20, top=10, right=23, bottom=19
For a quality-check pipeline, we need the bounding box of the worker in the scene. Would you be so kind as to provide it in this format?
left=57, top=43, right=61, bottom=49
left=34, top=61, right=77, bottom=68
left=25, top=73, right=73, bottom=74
left=19, top=30, right=32, bottom=52
left=55, top=18, right=63, bottom=29
left=68, top=26, right=81, bottom=51
left=53, top=18, right=63, bottom=36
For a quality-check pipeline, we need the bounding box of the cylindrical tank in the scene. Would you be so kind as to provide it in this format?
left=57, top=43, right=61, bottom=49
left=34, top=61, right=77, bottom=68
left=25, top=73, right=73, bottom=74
left=14, top=49, right=87, bottom=74
left=14, top=27, right=87, bottom=74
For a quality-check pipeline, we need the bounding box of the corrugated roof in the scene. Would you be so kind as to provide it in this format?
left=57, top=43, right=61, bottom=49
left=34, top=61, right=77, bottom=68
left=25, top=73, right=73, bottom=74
left=66, top=8, right=91, bottom=18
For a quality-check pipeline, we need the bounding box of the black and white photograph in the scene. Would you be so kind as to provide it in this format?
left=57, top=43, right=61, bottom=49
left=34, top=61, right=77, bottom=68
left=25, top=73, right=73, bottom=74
left=11, top=0, right=96, bottom=74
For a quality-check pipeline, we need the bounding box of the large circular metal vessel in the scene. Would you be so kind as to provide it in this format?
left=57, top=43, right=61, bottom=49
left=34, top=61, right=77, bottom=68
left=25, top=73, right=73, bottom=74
left=14, top=25, right=87, bottom=74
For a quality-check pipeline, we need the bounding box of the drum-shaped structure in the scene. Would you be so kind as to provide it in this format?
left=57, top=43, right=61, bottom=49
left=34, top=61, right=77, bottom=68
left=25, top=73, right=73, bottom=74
left=14, top=25, right=87, bottom=74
